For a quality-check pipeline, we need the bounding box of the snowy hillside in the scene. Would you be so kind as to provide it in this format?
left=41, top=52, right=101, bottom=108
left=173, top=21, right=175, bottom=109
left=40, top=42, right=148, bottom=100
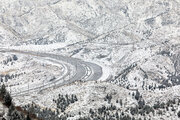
left=0, top=0, right=180, bottom=120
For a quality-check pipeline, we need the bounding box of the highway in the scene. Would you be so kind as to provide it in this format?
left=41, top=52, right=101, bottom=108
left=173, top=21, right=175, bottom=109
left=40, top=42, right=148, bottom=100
left=0, top=49, right=102, bottom=96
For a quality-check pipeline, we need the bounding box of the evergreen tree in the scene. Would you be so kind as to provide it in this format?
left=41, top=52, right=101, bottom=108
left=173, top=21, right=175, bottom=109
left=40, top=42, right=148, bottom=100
left=26, top=113, right=31, bottom=120
left=4, top=92, right=12, bottom=107
left=135, top=90, right=140, bottom=101
left=13, top=55, right=18, bottom=61
left=8, top=104, right=15, bottom=116
left=120, top=99, right=123, bottom=106
left=0, top=84, right=6, bottom=97
left=178, top=111, right=180, bottom=118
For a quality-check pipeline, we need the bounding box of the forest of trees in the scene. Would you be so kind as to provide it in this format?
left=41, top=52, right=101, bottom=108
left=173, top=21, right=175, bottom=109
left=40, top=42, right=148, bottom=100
left=0, top=84, right=31, bottom=120
left=1, top=82, right=180, bottom=120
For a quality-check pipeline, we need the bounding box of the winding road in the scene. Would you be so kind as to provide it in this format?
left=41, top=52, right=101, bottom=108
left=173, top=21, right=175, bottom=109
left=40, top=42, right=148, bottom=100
left=0, top=49, right=102, bottom=96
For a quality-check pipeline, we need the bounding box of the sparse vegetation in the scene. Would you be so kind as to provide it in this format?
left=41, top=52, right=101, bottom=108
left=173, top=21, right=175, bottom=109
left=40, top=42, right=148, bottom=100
left=53, top=94, right=78, bottom=112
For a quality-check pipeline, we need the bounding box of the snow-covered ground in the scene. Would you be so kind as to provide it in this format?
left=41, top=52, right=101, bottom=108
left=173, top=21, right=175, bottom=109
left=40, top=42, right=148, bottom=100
left=4, top=43, right=67, bottom=52
left=0, top=0, right=180, bottom=119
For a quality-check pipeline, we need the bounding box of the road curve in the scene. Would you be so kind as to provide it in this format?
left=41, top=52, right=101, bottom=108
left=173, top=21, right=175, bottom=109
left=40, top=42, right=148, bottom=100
left=0, top=49, right=102, bottom=96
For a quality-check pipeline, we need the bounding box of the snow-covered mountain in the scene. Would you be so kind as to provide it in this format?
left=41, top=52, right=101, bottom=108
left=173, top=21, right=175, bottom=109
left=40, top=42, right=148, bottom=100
left=0, top=0, right=179, bottom=46
left=0, top=0, right=180, bottom=119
